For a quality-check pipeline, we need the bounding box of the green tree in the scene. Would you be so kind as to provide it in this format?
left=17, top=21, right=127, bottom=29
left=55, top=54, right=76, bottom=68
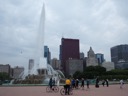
left=83, top=66, right=106, bottom=79
left=0, top=72, right=10, bottom=81
left=73, top=71, right=82, bottom=79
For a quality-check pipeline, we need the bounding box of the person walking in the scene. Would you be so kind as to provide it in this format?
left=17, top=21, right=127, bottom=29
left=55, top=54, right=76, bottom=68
left=102, top=79, right=105, bottom=87
left=95, top=77, right=99, bottom=88
left=65, top=78, right=71, bottom=95
left=105, top=79, right=109, bottom=87
left=56, top=77, right=60, bottom=86
left=120, top=79, right=124, bottom=89
left=49, top=77, right=53, bottom=90
left=86, top=79, right=90, bottom=89
left=76, top=79, right=79, bottom=89
left=81, top=78, right=85, bottom=89
left=71, top=78, right=75, bottom=89
left=52, top=78, right=56, bottom=86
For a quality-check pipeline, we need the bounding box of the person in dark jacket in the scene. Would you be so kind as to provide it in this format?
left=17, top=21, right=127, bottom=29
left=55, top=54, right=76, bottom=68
left=81, top=78, right=85, bottom=89
left=95, top=77, right=99, bottom=88
left=49, top=77, right=53, bottom=89
left=86, top=79, right=90, bottom=89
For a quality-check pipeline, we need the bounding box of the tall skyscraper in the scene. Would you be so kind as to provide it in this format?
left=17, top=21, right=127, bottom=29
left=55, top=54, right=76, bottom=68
left=51, top=58, right=61, bottom=70
left=86, top=47, right=98, bottom=66
left=44, top=46, right=51, bottom=64
left=60, top=38, right=80, bottom=76
left=80, top=52, right=84, bottom=59
left=28, top=59, right=34, bottom=74
left=111, top=44, right=128, bottom=65
left=95, top=53, right=105, bottom=66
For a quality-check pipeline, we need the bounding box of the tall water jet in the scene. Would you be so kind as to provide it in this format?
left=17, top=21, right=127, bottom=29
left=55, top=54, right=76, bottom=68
left=14, top=3, right=65, bottom=84
left=35, top=3, right=64, bottom=83
left=37, top=3, right=47, bottom=69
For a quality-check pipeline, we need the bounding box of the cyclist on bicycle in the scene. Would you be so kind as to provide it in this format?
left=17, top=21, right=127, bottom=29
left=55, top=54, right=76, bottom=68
left=65, top=77, right=71, bottom=95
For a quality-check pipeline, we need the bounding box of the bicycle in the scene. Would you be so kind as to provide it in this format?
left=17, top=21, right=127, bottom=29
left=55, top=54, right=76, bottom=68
left=46, top=85, right=59, bottom=93
left=60, top=85, right=73, bottom=95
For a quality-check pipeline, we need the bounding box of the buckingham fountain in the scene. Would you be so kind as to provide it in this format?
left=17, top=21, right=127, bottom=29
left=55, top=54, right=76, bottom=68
left=13, top=4, right=65, bottom=84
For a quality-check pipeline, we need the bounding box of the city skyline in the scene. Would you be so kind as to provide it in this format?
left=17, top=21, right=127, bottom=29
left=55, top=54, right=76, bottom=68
left=0, top=0, right=128, bottom=69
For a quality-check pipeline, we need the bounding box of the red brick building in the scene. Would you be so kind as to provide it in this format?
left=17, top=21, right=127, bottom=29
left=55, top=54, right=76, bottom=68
left=60, top=38, right=80, bottom=76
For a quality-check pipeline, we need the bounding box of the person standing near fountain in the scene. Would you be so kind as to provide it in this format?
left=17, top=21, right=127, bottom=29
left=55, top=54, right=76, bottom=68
left=81, top=78, right=85, bottom=89
left=120, top=79, right=124, bottom=89
left=105, top=79, right=109, bottom=87
left=49, top=77, right=53, bottom=90
left=65, top=77, right=71, bottom=95
left=52, top=78, right=56, bottom=86
left=56, top=77, right=60, bottom=86
left=86, top=78, right=90, bottom=89
left=95, top=77, right=99, bottom=88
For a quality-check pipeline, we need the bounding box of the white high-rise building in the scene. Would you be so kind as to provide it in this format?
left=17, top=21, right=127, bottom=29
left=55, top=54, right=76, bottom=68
left=86, top=47, right=98, bottom=66
left=13, top=66, right=24, bottom=79
left=28, top=59, right=34, bottom=74
left=102, top=61, right=115, bottom=71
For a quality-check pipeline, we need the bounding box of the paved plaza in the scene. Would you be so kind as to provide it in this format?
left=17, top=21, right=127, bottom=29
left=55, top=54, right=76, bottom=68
left=0, top=84, right=128, bottom=96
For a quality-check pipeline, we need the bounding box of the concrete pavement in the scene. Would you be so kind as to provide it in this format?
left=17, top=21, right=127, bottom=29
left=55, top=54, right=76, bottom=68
left=0, top=84, right=128, bottom=96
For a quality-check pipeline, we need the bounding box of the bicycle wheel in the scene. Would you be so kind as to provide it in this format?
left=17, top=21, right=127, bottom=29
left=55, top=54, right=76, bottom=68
left=60, top=88, right=65, bottom=95
left=46, top=87, right=51, bottom=92
left=53, top=86, right=59, bottom=93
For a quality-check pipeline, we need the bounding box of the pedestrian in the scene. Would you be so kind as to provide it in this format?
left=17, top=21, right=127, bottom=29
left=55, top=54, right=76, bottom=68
left=71, top=78, right=75, bottom=89
left=76, top=79, right=79, bottom=89
left=102, top=79, right=105, bottom=87
left=95, top=77, right=99, bottom=88
left=49, top=77, right=53, bottom=90
left=86, top=79, right=90, bottom=89
left=105, top=79, right=109, bottom=87
left=81, top=78, right=85, bottom=89
left=52, top=78, right=56, bottom=86
left=65, top=77, right=71, bottom=95
left=56, top=78, right=60, bottom=86
left=120, top=79, right=124, bottom=89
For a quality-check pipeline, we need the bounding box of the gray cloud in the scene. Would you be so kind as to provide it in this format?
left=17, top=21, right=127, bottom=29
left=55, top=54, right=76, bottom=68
left=0, top=0, right=128, bottom=69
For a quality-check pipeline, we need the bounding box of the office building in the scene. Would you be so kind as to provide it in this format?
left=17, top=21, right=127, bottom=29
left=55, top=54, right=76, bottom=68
left=44, top=46, right=51, bottom=64
left=102, top=61, right=115, bottom=71
left=66, top=59, right=83, bottom=76
left=86, top=47, right=98, bottom=66
left=80, top=52, right=84, bottom=59
left=28, top=59, right=34, bottom=74
left=95, top=53, right=105, bottom=66
left=60, top=38, right=80, bottom=76
left=0, top=64, right=11, bottom=75
left=51, top=58, right=61, bottom=70
left=13, top=66, right=24, bottom=79
left=116, top=61, right=128, bottom=69
left=111, top=44, right=128, bottom=68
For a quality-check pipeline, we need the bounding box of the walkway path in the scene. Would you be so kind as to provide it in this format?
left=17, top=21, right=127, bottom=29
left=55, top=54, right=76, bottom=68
left=0, top=84, right=128, bottom=96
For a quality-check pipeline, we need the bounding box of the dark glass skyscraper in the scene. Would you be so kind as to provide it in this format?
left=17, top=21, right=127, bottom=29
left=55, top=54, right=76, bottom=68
left=111, top=44, right=128, bottom=65
left=60, top=38, right=80, bottom=75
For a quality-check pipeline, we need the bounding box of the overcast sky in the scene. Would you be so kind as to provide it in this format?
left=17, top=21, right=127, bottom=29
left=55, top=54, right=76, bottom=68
left=0, top=0, right=128, bottom=69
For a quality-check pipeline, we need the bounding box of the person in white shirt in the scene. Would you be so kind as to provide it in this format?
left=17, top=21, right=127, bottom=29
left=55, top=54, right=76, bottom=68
left=120, top=79, right=124, bottom=89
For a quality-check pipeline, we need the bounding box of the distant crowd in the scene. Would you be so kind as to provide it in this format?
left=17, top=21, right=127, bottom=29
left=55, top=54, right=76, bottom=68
left=48, top=77, right=125, bottom=95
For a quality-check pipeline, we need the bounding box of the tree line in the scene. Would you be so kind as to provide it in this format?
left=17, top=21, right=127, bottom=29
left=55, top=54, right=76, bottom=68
left=73, top=66, right=128, bottom=80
